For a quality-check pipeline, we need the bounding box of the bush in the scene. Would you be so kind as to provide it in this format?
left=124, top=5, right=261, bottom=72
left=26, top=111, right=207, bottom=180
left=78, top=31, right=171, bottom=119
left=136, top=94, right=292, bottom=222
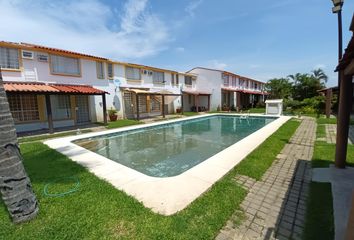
left=284, top=96, right=325, bottom=115
left=256, top=101, right=265, bottom=108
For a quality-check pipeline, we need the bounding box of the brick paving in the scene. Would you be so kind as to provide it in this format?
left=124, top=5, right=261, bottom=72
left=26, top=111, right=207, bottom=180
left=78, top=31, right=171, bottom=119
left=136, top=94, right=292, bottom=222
left=325, top=124, right=354, bottom=144
left=216, top=118, right=316, bottom=240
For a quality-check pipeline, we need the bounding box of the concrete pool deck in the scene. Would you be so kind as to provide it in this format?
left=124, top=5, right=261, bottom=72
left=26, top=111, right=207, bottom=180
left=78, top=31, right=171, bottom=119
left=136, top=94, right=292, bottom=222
left=45, top=113, right=291, bottom=215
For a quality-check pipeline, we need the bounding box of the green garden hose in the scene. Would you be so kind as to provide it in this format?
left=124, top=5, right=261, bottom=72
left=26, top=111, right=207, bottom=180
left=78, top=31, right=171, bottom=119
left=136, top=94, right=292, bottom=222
left=43, top=176, right=80, bottom=197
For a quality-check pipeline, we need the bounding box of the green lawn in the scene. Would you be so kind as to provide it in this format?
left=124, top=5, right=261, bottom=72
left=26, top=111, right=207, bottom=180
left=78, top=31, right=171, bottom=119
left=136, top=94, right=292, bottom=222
left=235, top=119, right=300, bottom=180
left=106, top=119, right=143, bottom=129
left=303, top=182, right=334, bottom=240
left=304, top=121, right=354, bottom=239
left=0, top=118, right=299, bottom=239
left=181, top=111, right=200, bottom=116
left=247, top=108, right=265, bottom=113
left=19, top=129, right=93, bottom=143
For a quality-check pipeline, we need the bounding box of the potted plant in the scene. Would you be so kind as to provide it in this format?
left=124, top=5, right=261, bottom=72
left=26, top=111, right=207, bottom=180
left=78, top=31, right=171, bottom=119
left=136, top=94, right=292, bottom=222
left=108, top=108, right=118, bottom=121
left=222, top=103, right=230, bottom=111
left=176, top=107, right=182, bottom=113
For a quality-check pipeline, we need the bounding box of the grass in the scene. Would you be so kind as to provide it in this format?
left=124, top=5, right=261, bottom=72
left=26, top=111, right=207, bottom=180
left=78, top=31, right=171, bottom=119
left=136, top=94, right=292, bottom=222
left=234, top=119, right=300, bottom=180
left=19, top=129, right=93, bottom=143
left=316, top=124, right=326, bottom=139
left=0, top=118, right=299, bottom=239
left=304, top=121, right=354, bottom=239
left=312, top=141, right=354, bottom=168
left=303, top=182, right=334, bottom=240
left=105, top=119, right=143, bottom=129
left=181, top=111, right=200, bottom=116
left=247, top=108, right=265, bottom=113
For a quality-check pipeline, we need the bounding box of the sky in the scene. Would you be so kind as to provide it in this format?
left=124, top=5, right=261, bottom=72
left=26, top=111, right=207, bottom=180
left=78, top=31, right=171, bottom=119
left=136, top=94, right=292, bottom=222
left=0, top=0, right=353, bottom=87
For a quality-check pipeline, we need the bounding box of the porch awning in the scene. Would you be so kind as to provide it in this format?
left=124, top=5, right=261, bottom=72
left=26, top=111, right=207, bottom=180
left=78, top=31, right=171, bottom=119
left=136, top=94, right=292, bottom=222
left=182, top=89, right=211, bottom=95
left=222, top=87, right=268, bottom=95
left=123, top=88, right=181, bottom=96
left=4, top=81, right=107, bottom=95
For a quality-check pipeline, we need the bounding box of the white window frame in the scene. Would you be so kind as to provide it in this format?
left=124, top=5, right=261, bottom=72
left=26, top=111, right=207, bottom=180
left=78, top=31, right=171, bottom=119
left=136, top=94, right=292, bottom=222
left=0, top=47, right=20, bottom=70
left=125, top=66, right=141, bottom=80
left=96, top=61, right=105, bottom=79
left=21, top=50, right=34, bottom=60
left=184, top=76, right=192, bottom=86
left=50, top=54, right=81, bottom=76
left=153, top=71, right=165, bottom=84
left=107, top=63, right=114, bottom=79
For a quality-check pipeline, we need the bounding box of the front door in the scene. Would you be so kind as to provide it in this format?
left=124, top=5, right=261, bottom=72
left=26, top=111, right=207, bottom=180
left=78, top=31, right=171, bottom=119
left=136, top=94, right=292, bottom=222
left=76, top=95, right=90, bottom=123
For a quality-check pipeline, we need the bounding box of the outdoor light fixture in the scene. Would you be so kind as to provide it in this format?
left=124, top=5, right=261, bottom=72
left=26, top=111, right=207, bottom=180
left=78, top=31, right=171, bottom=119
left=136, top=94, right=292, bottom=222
left=332, top=0, right=344, bottom=13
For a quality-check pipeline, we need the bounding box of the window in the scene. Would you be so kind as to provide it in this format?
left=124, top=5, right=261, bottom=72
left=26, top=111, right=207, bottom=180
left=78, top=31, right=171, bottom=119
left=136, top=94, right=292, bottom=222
left=185, top=76, right=192, bottom=85
left=37, top=54, right=48, bottom=62
left=222, top=74, right=229, bottom=86
left=176, top=74, right=179, bottom=85
left=171, top=73, right=175, bottom=85
left=50, top=54, right=80, bottom=76
left=96, top=61, right=105, bottom=79
left=107, top=63, right=113, bottom=79
left=232, top=76, right=237, bottom=87
left=7, top=94, right=39, bottom=122
left=126, top=66, right=141, bottom=80
left=153, top=71, right=165, bottom=84
left=0, top=47, right=20, bottom=69
left=52, top=95, right=71, bottom=120
left=22, top=50, right=34, bottom=59
left=151, top=96, right=161, bottom=111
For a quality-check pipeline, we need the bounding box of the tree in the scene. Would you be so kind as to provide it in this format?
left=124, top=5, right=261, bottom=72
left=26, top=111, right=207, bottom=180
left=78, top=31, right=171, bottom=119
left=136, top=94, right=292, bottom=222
left=0, top=68, right=39, bottom=223
left=312, top=68, right=328, bottom=83
left=265, top=78, right=293, bottom=99
left=288, top=73, right=325, bottom=101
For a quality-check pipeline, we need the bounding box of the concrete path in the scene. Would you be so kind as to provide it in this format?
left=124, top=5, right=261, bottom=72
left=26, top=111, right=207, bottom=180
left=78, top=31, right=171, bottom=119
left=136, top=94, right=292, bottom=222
left=325, top=124, right=354, bottom=144
left=216, top=118, right=316, bottom=240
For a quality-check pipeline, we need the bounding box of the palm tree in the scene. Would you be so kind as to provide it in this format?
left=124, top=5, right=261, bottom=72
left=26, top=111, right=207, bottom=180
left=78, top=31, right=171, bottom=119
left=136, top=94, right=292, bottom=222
left=312, top=68, right=328, bottom=83
left=0, top=68, right=39, bottom=223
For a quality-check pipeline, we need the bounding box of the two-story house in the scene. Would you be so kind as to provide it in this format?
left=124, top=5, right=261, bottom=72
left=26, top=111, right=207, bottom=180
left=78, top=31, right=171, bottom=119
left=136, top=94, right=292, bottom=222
left=105, top=61, right=196, bottom=120
left=187, top=67, right=267, bottom=111
left=0, top=41, right=109, bottom=133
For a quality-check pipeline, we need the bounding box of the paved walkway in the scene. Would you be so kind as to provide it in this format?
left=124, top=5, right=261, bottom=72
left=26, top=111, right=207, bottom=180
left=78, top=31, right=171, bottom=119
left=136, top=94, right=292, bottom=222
left=216, top=118, right=316, bottom=240
left=325, top=124, right=354, bottom=144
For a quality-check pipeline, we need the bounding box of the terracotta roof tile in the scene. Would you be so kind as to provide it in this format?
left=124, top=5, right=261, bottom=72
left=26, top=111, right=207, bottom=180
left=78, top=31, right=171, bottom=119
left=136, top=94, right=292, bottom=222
left=4, top=81, right=106, bottom=95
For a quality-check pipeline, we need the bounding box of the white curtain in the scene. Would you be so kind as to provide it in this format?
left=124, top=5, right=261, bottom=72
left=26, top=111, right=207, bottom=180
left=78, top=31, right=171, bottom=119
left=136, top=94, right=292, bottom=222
left=51, top=55, right=80, bottom=75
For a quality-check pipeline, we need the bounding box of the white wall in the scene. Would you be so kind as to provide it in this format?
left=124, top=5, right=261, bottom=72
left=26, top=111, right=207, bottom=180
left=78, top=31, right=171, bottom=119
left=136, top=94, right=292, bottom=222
left=188, top=68, right=222, bottom=110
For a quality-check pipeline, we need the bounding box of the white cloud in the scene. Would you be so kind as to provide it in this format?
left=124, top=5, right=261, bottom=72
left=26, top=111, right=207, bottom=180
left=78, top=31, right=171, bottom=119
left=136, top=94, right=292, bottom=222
left=313, top=64, right=326, bottom=70
left=175, top=47, right=185, bottom=52
left=208, top=60, right=228, bottom=70
left=0, top=0, right=170, bottom=59
left=185, top=0, right=203, bottom=17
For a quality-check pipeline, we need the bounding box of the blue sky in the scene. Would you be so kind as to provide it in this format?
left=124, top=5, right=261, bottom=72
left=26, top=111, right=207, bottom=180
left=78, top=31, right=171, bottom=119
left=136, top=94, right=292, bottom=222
left=0, top=0, right=353, bottom=86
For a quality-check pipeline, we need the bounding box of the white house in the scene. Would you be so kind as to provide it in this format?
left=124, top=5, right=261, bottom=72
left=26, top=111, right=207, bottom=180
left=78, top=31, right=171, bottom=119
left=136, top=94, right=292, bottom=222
left=0, top=41, right=197, bottom=133
left=187, top=67, right=267, bottom=111
left=0, top=41, right=110, bottom=133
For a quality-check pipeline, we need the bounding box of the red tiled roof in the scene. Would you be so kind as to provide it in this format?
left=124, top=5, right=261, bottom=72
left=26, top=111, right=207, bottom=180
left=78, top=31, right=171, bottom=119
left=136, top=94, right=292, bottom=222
left=222, top=87, right=268, bottom=95
left=4, top=81, right=107, bottom=95
left=182, top=89, right=211, bottom=95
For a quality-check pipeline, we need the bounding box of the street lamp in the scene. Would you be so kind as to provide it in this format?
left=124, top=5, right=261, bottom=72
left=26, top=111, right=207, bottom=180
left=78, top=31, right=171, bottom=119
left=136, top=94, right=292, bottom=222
left=332, top=0, right=344, bottom=89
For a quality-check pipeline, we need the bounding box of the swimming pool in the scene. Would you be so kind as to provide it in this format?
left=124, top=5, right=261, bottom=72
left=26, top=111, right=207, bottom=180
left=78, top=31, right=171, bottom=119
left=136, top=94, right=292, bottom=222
left=74, top=115, right=276, bottom=177
left=45, top=114, right=290, bottom=215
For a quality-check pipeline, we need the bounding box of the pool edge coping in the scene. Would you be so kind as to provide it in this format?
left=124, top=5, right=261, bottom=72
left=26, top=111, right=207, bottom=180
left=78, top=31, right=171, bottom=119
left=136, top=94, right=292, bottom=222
left=44, top=114, right=291, bottom=215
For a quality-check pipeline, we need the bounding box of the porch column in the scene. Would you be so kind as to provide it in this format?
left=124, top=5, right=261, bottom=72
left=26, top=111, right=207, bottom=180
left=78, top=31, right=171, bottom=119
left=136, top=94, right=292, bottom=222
left=102, top=93, right=107, bottom=125
left=196, top=95, right=199, bottom=112
left=325, top=89, right=332, bottom=118
left=45, top=95, right=54, bottom=134
left=162, top=95, right=165, bottom=118
left=181, top=94, right=184, bottom=114
left=136, top=94, right=140, bottom=121
left=207, top=95, right=211, bottom=111
left=335, top=73, right=353, bottom=168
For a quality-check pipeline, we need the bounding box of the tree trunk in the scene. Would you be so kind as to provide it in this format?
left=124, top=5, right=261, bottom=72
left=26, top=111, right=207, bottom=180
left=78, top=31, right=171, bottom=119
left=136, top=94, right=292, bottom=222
left=0, top=69, right=39, bottom=223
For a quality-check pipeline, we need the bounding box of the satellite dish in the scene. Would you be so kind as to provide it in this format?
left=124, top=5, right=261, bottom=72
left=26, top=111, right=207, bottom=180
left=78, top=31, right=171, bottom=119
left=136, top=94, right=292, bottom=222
left=113, top=77, right=123, bottom=92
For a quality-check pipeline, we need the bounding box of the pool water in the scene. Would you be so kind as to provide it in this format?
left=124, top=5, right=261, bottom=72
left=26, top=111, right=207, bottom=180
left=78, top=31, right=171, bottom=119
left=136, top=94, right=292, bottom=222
left=74, top=115, right=276, bottom=177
